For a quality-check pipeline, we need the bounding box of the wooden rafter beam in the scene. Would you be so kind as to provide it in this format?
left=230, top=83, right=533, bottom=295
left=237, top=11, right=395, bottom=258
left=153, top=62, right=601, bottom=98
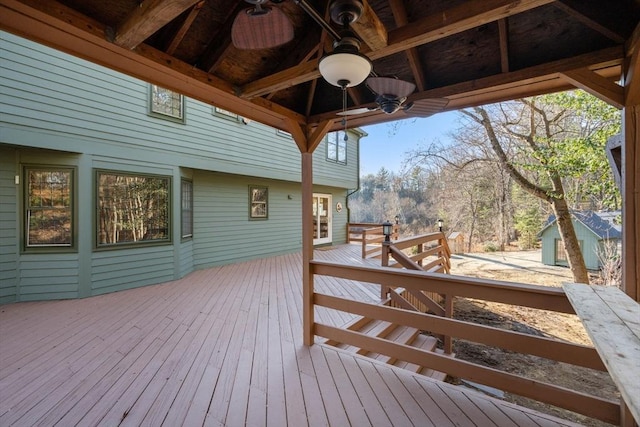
left=112, top=0, right=203, bottom=49
left=389, top=0, right=425, bottom=91
left=239, top=0, right=555, bottom=98
left=166, top=0, right=205, bottom=55
left=561, top=67, right=624, bottom=109
left=369, top=0, right=555, bottom=60
left=308, top=47, right=624, bottom=129
left=554, top=0, right=626, bottom=44
left=498, top=18, right=510, bottom=73
left=199, top=2, right=245, bottom=73
left=350, top=0, right=387, bottom=51
left=0, top=0, right=306, bottom=130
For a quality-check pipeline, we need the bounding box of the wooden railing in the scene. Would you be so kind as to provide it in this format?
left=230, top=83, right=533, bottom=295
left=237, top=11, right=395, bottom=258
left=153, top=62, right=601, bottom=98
left=308, top=261, right=622, bottom=425
left=381, top=232, right=451, bottom=273
left=346, top=222, right=399, bottom=258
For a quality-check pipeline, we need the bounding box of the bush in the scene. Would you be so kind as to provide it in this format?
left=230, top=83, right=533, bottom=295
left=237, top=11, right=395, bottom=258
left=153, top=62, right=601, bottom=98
left=483, top=241, right=499, bottom=252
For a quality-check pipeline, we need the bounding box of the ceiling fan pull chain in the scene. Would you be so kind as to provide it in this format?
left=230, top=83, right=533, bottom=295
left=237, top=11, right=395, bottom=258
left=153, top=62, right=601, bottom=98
left=342, top=86, right=348, bottom=140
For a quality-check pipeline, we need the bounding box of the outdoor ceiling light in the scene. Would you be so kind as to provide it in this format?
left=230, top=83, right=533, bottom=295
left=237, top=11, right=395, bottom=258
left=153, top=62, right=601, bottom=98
left=319, top=36, right=372, bottom=88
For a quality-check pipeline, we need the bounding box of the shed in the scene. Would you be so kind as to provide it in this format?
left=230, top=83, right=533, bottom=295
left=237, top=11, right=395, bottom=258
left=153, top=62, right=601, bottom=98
left=447, top=232, right=465, bottom=255
left=539, top=211, right=621, bottom=270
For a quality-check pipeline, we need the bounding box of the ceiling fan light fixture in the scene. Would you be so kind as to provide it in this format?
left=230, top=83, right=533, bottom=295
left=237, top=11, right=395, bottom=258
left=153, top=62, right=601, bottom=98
left=319, top=37, right=372, bottom=88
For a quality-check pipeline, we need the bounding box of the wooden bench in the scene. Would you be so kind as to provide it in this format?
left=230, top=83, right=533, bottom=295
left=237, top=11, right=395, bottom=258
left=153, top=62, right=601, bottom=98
left=563, top=283, right=640, bottom=426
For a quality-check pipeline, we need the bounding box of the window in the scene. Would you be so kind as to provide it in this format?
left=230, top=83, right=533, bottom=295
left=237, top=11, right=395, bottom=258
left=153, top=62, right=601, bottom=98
left=150, top=84, right=185, bottom=122
left=181, top=179, right=193, bottom=239
left=25, top=168, right=74, bottom=249
left=214, top=106, right=238, bottom=119
left=327, top=131, right=347, bottom=164
left=555, top=238, right=583, bottom=263
left=555, top=239, right=567, bottom=262
left=249, top=186, right=268, bottom=219
left=97, top=171, right=170, bottom=246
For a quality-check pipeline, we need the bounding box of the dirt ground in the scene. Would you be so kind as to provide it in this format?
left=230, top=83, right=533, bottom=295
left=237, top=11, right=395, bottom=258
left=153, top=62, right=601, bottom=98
left=447, top=250, right=618, bottom=426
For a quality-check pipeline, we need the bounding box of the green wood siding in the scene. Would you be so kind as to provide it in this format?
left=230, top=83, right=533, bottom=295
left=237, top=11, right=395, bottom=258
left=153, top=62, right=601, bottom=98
left=0, top=32, right=361, bottom=302
left=0, top=147, right=18, bottom=303
left=0, top=31, right=359, bottom=188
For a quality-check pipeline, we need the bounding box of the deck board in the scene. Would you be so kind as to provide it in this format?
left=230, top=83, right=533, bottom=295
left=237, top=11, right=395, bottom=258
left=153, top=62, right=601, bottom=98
left=0, top=245, right=585, bottom=426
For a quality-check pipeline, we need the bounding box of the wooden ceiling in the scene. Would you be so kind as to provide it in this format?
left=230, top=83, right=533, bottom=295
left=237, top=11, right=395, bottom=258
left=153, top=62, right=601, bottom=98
left=1, top=0, right=638, bottom=135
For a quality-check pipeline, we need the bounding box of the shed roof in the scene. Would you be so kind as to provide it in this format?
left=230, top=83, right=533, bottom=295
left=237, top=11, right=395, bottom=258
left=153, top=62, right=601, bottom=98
left=540, top=211, right=622, bottom=240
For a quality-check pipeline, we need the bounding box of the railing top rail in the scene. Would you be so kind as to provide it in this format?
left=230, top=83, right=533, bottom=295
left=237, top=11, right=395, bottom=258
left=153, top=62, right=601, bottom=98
left=311, top=260, right=574, bottom=313
left=393, top=232, right=444, bottom=247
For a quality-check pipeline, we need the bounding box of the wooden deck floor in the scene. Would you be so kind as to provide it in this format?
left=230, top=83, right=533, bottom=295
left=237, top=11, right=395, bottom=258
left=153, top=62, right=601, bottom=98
left=0, top=245, right=584, bottom=426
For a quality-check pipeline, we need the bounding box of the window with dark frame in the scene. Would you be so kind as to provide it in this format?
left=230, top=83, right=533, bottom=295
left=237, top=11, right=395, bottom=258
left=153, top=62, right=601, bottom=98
left=327, top=131, right=347, bottom=164
left=97, top=171, right=170, bottom=246
left=150, top=84, right=184, bottom=122
left=181, top=179, right=193, bottom=239
left=25, top=168, right=74, bottom=249
left=249, top=186, right=268, bottom=219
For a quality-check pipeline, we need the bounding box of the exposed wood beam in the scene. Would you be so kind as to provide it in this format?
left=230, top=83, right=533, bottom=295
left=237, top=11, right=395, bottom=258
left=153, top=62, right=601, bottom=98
left=554, top=0, right=626, bottom=44
left=622, top=32, right=640, bottom=301
left=199, top=2, right=245, bottom=73
left=239, top=60, right=320, bottom=99
left=0, top=0, right=306, bottom=131
left=369, top=0, right=556, bottom=60
left=165, top=1, right=205, bottom=55
left=389, top=0, right=426, bottom=91
left=111, top=0, right=202, bottom=49
left=284, top=118, right=308, bottom=153
left=350, top=0, right=387, bottom=51
left=561, top=67, right=624, bottom=109
left=309, top=46, right=624, bottom=128
left=498, top=18, right=510, bottom=73
left=240, top=0, right=556, bottom=96
left=307, top=120, right=333, bottom=154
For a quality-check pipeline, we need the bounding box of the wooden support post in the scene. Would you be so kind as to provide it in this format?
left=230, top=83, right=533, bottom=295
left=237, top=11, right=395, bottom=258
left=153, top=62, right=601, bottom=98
left=622, top=30, right=640, bottom=302
left=302, top=151, right=314, bottom=346
left=444, top=294, right=454, bottom=354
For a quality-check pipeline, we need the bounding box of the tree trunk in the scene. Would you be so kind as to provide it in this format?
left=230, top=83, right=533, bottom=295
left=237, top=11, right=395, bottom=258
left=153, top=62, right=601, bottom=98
left=552, top=197, right=590, bottom=284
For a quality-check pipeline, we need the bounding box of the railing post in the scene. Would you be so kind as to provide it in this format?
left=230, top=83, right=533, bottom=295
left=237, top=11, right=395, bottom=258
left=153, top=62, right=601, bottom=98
left=444, top=293, right=454, bottom=354
left=381, top=240, right=390, bottom=299
left=361, top=228, right=367, bottom=258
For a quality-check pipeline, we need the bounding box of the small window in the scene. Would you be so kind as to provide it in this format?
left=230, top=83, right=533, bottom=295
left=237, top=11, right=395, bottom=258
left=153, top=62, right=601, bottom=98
left=214, top=106, right=239, bottom=120
left=327, top=131, right=347, bottom=164
left=24, top=168, right=74, bottom=249
left=555, top=238, right=583, bottom=263
left=276, top=129, right=292, bottom=138
left=249, top=186, right=268, bottom=219
left=97, top=171, right=170, bottom=247
left=150, top=84, right=185, bottom=122
left=555, top=239, right=567, bottom=263
left=181, top=179, right=193, bottom=239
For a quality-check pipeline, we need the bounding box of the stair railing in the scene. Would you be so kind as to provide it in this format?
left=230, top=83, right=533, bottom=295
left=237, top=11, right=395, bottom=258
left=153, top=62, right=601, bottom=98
left=380, top=232, right=454, bottom=352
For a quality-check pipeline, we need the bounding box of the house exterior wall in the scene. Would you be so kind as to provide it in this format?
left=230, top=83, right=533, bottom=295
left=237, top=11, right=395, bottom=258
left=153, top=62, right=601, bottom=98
left=0, top=32, right=361, bottom=303
left=540, top=220, right=604, bottom=270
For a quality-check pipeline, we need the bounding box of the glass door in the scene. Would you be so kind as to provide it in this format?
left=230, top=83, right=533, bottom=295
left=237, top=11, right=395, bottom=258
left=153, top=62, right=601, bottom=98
left=313, top=194, right=332, bottom=245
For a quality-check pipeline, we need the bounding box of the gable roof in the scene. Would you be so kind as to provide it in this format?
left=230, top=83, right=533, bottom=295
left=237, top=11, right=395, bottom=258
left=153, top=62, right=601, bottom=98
left=540, top=211, right=622, bottom=239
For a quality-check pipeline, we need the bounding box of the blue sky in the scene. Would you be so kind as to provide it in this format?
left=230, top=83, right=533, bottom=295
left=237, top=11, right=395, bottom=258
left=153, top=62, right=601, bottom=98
left=359, top=110, right=460, bottom=175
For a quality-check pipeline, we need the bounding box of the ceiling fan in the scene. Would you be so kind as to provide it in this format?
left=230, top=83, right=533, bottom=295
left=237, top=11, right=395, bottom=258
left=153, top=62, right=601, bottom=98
left=232, top=0, right=448, bottom=118
left=338, top=76, right=450, bottom=118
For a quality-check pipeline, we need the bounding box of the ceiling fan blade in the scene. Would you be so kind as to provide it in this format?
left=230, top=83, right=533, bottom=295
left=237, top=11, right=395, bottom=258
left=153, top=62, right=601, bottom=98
left=403, top=98, right=449, bottom=117
left=366, top=76, right=416, bottom=98
left=336, top=106, right=379, bottom=116
left=232, top=6, right=294, bottom=49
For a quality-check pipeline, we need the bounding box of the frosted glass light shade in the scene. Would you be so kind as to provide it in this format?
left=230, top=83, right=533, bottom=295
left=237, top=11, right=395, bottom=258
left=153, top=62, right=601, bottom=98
left=319, top=51, right=372, bottom=87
